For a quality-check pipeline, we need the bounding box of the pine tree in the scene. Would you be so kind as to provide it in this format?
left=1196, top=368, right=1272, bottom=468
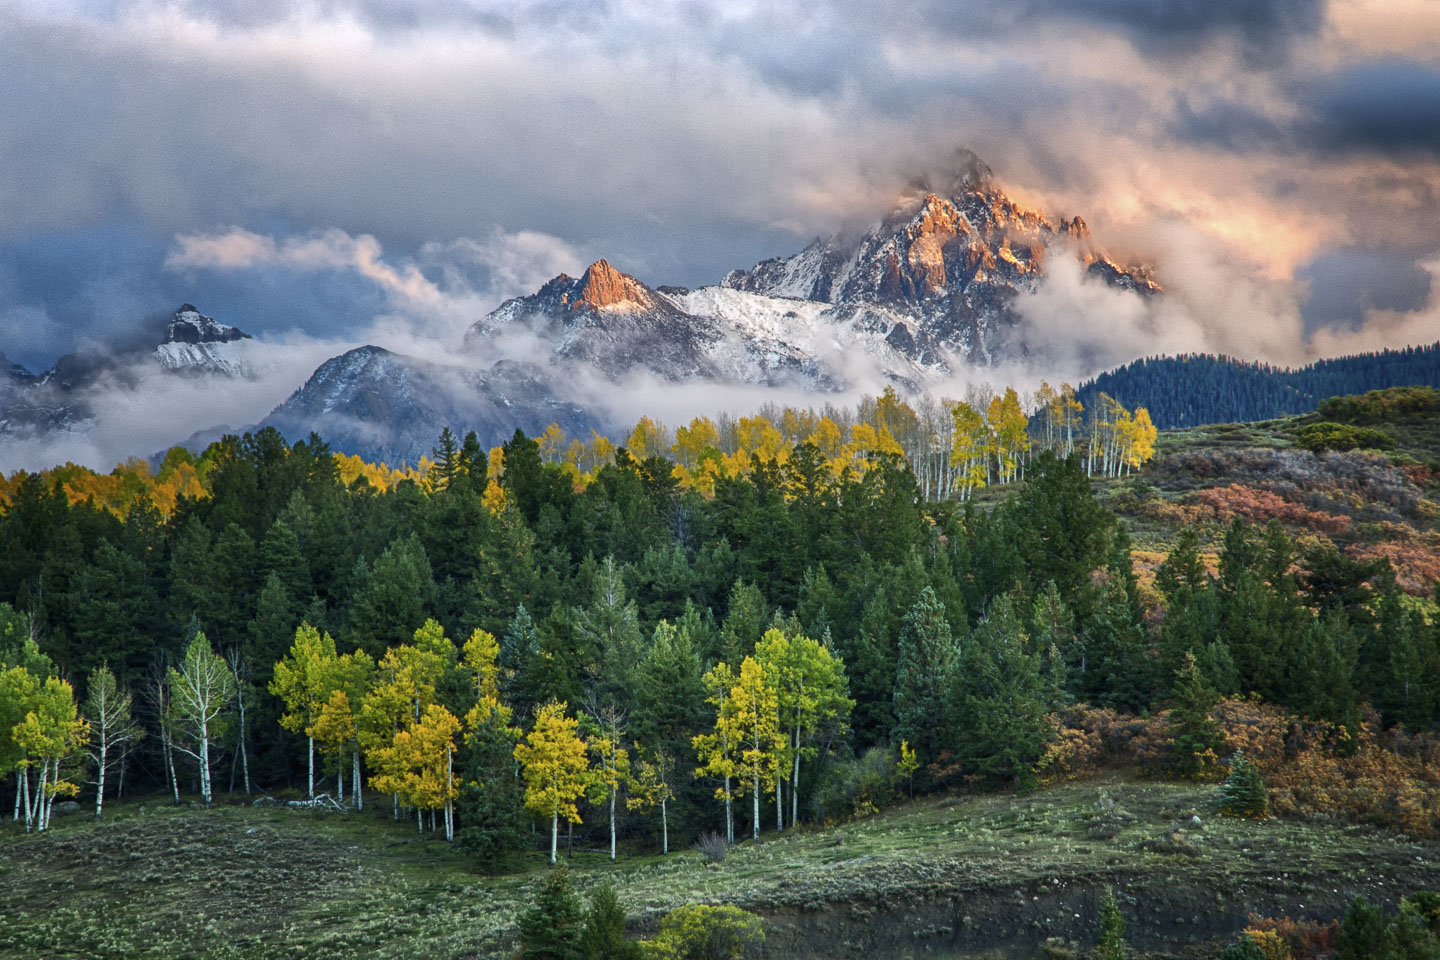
left=953, top=593, right=1048, bottom=788
left=580, top=882, right=639, bottom=960
left=517, top=864, right=585, bottom=960
left=1167, top=652, right=1223, bottom=779
left=1219, top=752, right=1268, bottom=819
left=1097, top=886, right=1126, bottom=960
left=893, top=586, right=959, bottom=766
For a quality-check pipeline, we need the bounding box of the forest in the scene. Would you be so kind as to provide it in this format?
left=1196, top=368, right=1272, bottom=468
left=1076, top=343, right=1440, bottom=429
left=2, top=384, right=1440, bottom=958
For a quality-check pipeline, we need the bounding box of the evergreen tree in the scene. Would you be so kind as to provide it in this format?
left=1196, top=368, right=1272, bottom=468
left=1097, top=886, right=1126, bottom=960
left=347, top=535, right=437, bottom=658
left=1219, top=752, right=1267, bottom=818
left=893, top=587, right=959, bottom=766
left=517, top=864, right=585, bottom=960
left=953, top=593, right=1048, bottom=788
left=1167, top=651, right=1224, bottom=779
left=580, top=882, right=639, bottom=960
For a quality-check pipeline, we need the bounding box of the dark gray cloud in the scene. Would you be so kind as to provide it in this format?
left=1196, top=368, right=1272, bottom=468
left=1031, top=0, right=1327, bottom=53
left=1305, top=61, right=1440, bottom=157
left=1299, top=248, right=1434, bottom=334
left=3, top=0, right=1440, bottom=387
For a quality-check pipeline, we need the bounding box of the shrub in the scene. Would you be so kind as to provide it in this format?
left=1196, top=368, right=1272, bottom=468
left=1295, top=422, right=1395, bottom=453
left=641, top=903, right=764, bottom=960
left=695, top=831, right=728, bottom=864
left=811, top=746, right=898, bottom=821
left=1218, top=936, right=1267, bottom=960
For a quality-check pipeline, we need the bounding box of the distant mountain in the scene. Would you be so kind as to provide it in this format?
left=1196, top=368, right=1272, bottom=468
left=261, top=346, right=598, bottom=465
left=1075, top=344, right=1440, bottom=429
left=0, top=305, right=264, bottom=452
left=720, top=151, right=1157, bottom=368
left=469, top=150, right=1158, bottom=388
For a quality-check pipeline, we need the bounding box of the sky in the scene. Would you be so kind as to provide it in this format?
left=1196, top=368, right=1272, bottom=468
left=3, top=0, right=1440, bottom=377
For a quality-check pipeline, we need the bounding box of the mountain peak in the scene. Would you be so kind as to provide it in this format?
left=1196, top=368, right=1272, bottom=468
left=574, top=259, right=649, bottom=310
left=165, top=305, right=251, bottom=345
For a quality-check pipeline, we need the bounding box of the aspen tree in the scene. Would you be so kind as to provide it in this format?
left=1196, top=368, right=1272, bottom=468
left=693, top=662, right=738, bottom=845
left=311, top=650, right=374, bottom=807
left=514, top=700, right=590, bottom=864
left=756, top=628, right=852, bottom=830
left=167, top=632, right=235, bottom=806
left=82, top=664, right=143, bottom=819
left=584, top=702, right=630, bottom=861
left=0, top=664, right=41, bottom=824
left=726, top=657, right=784, bottom=843
left=225, top=648, right=253, bottom=797
left=13, top=676, right=88, bottom=832
left=360, top=622, right=451, bottom=818
left=371, top=702, right=462, bottom=839
left=270, top=623, right=338, bottom=798
left=627, top=747, right=675, bottom=854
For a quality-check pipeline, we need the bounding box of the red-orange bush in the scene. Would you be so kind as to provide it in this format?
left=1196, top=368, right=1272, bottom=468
left=1195, top=484, right=1352, bottom=534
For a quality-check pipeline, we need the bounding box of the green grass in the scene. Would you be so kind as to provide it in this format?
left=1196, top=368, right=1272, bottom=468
left=3, top=775, right=1438, bottom=959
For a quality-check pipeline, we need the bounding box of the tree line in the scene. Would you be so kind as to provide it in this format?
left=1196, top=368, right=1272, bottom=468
left=0, top=410, right=1435, bottom=852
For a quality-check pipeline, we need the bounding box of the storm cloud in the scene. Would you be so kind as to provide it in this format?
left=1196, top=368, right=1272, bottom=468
left=2, top=0, right=1439, bottom=427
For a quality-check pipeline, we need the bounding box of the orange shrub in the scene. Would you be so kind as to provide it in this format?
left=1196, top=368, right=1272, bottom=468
left=1195, top=484, right=1352, bottom=534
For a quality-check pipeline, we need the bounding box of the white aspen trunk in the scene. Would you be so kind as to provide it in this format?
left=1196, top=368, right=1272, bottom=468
left=392, top=791, right=399, bottom=821
left=43, top=758, right=58, bottom=831
left=165, top=728, right=179, bottom=805
left=776, top=778, right=782, bottom=833
left=795, top=723, right=809, bottom=814
left=239, top=697, right=250, bottom=796
left=33, top=762, right=48, bottom=832
left=661, top=797, right=668, bottom=855
left=307, top=736, right=314, bottom=799
left=20, top=765, right=32, bottom=830
left=199, top=719, right=212, bottom=806
left=752, top=772, right=760, bottom=842
left=95, top=739, right=108, bottom=820
left=550, top=809, right=559, bottom=864
left=12, top=771, right=20, bottom=822
left=417, top=804, right=423, bottom=835
left=353, top=746, right=363, bottom=811
left=724, top=777, right=733, bottom=845
left=609, top=789, right=617, bottom=860
left=337, top=761, right=344, bottom=804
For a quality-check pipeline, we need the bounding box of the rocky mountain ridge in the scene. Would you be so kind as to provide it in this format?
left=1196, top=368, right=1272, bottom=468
left=3, top=152, right=1165, bottom=467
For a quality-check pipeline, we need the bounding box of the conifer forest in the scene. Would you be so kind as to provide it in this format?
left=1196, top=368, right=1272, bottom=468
left=3, top=386, right=1440, bottom=959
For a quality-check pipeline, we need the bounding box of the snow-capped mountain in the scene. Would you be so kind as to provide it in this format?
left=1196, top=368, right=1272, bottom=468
left=468, top=150, right=1158, bottom=390
left=1, top=151, right=1168, bottom=469
left=261, top=345, right=598, bottom=465
left=0, top=305, right=269, bottom=456
left=154, top=305, right=259, bottom=378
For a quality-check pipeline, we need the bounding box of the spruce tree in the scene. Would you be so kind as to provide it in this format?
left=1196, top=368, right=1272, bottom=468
left=953, top=593, right=1048, bottom=787
left=1219, top=752, right=1268, bottom=818
left=517, top=865, right=585, bottom=960
left=1167, top=652, right=1224, bottom=778
left=1097, top=886, right=1126, bottom=960
left=580, top=882, right=639, bottom=960
left=892, top=586, right=959, bottom=765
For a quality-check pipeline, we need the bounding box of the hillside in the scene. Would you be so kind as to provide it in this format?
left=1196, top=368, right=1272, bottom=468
left=1075, top=345, right=1440, bottom=430
left=1098, top=388, right=1440, bottom=602
left=4, top=777, right=1437, bottom=960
